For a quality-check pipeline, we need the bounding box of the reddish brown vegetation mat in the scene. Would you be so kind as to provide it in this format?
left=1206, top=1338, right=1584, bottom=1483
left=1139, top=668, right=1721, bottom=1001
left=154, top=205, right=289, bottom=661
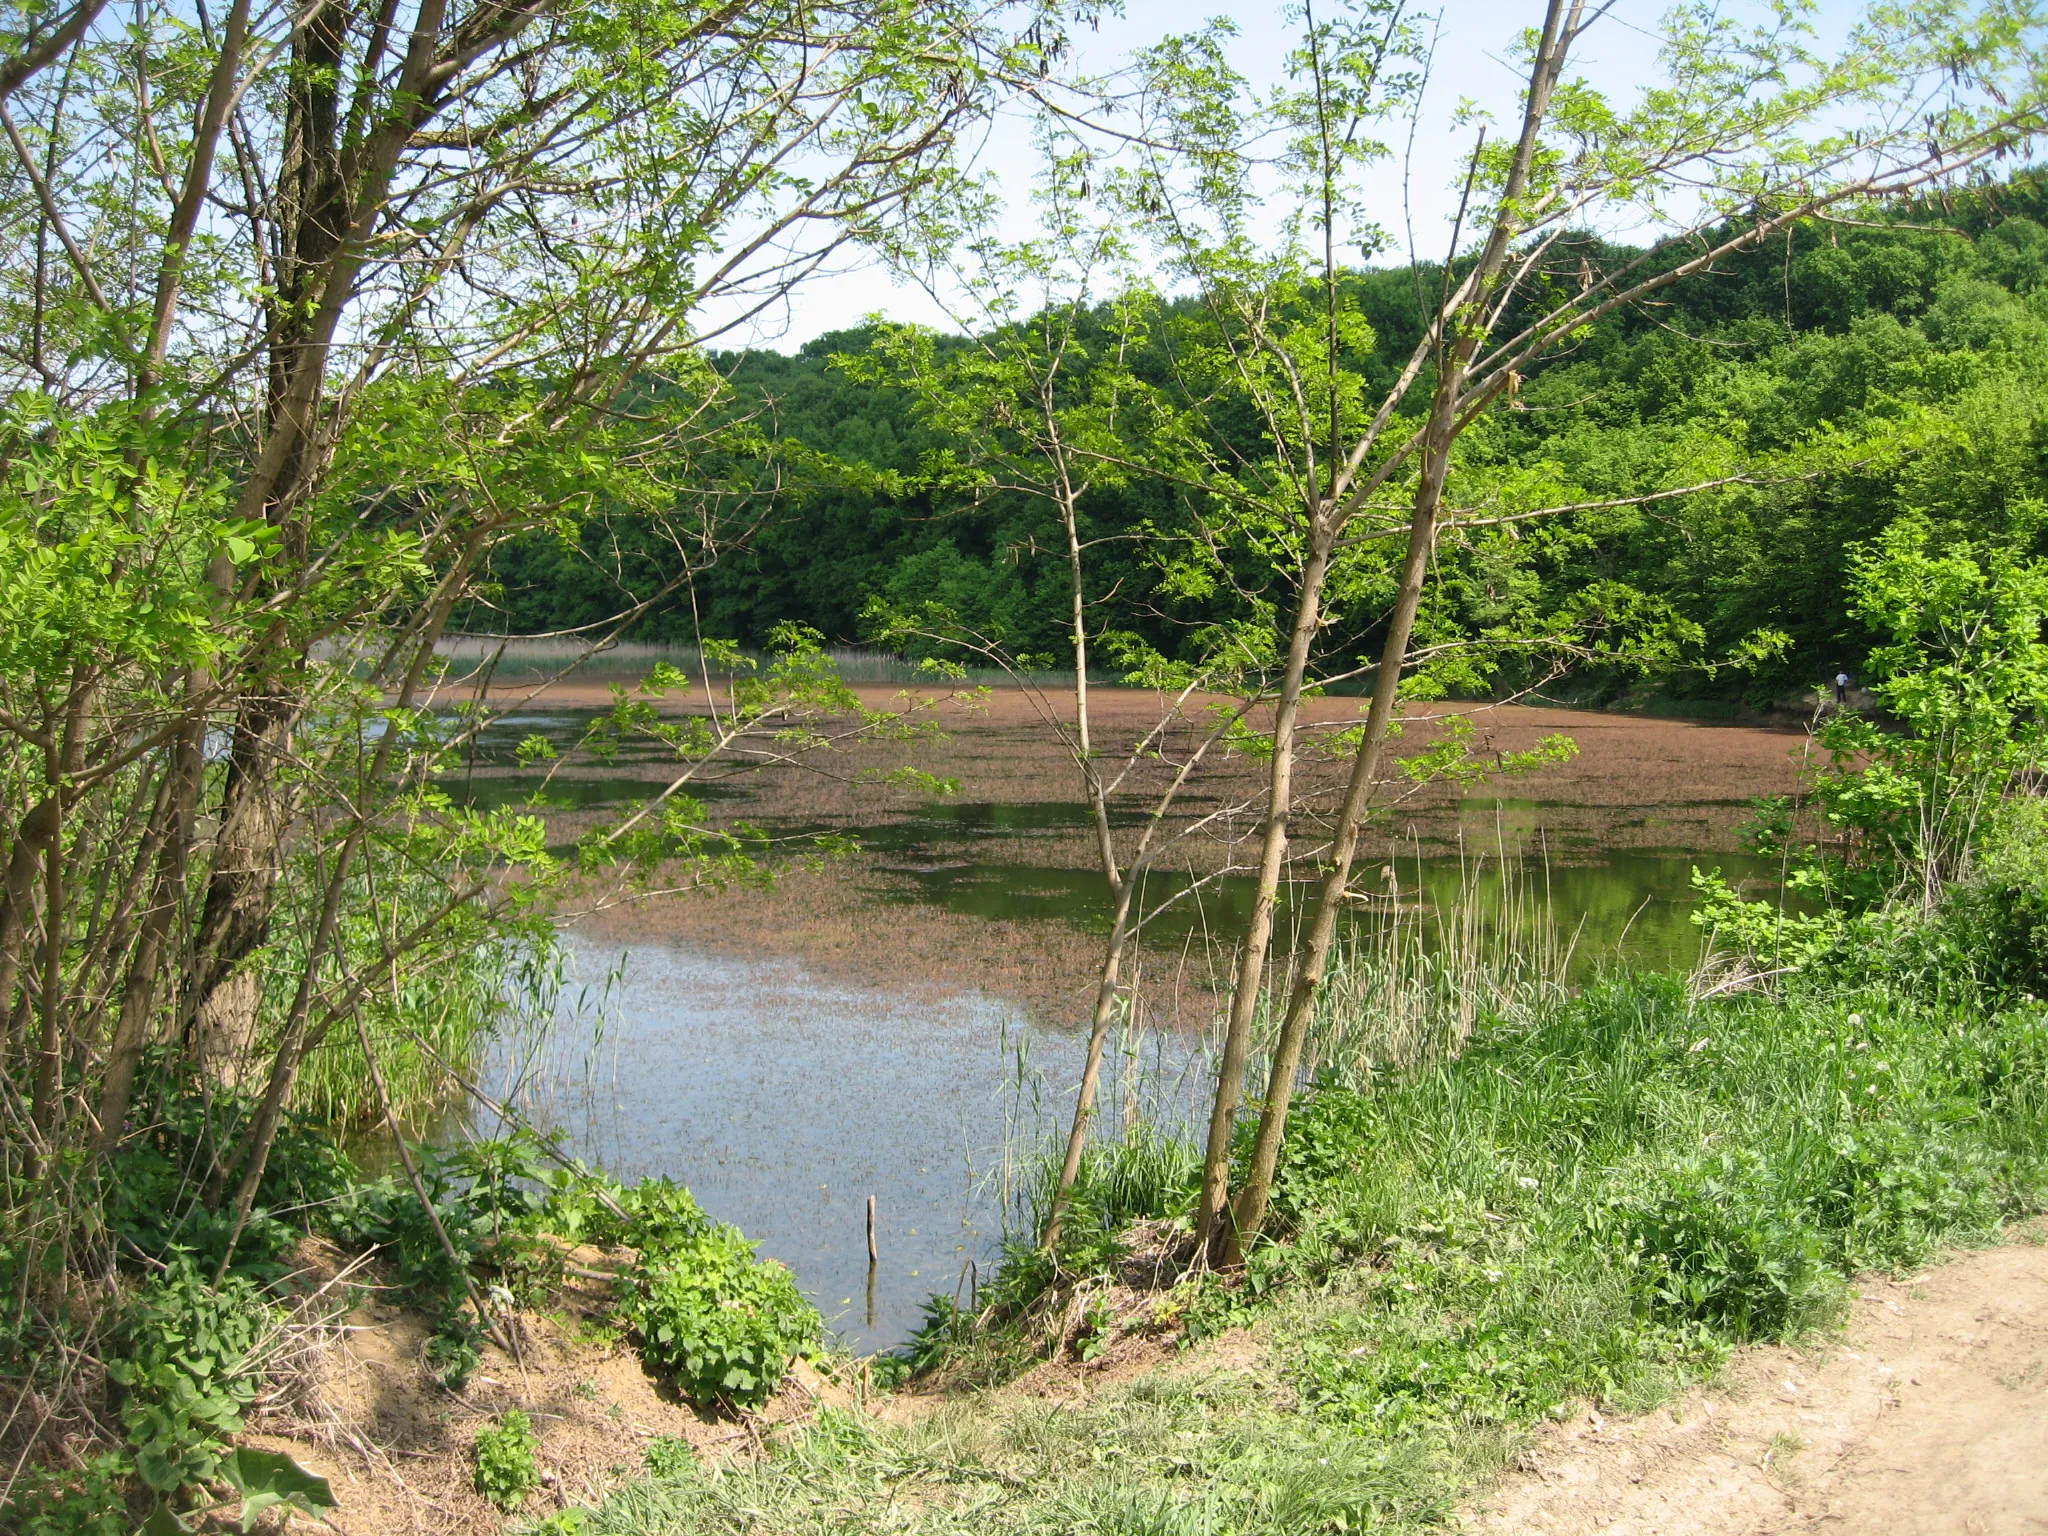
left=478, top=685, right=1811, bottom=1023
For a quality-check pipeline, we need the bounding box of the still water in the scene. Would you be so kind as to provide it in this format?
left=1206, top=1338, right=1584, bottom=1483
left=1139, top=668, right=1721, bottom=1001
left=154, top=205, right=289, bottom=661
left=445, top=710, right=1796, bottom=1352
left=483, top=940, right=1209, bottom=1355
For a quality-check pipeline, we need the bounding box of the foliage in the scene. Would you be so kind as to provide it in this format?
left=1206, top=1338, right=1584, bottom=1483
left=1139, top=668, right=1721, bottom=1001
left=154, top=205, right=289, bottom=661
left=1, top=1457, right=129, bottom=1536
left=104, top=1262, right=273, bottom=1496
left=473, top=1410, right=543, bottom=1512
left=217, top=1448, right=337, bottom=1533
left=1807, top=519, right=2048, bottom=903
left=619, top=1224, right=820, bottom=1410
left=1943, top=798, right=2048, bottom=999
left=643, top=1435, right=696, bottom=1479
left=0, top=0, right=1057, bottom=1497
left=98, top=1059, right=360, bottom=1278
left=1617, top=1153, right=1833, bottom=1340
left=489, top=200, right=2048, bottom=725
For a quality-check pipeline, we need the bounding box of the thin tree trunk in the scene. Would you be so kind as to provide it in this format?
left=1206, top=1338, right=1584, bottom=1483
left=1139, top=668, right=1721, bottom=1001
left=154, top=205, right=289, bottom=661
left=93, top=696, right=206, bottom=1149
left=1196, top=537, right=1334, bottom=1261
left=352, top=1009, right=515, bottom=1355
left=1042, top=881, right=1137, bottom=1251
left=29, top=674, right=94, bottom=1163
left=1225, top=432, right=1451, bottom=1258
left=1041, top=464, right=1131, bottom=1252
left=212, top=559, right=477, bottom=1256
left=0, top=799, right=60, bottom=1044
left=1214, top=0, right=1578, bottom=1257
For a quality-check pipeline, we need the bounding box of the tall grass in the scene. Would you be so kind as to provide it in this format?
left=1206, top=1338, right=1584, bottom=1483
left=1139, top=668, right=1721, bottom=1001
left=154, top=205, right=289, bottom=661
left=286, top=851, right=567, bottom=1128
left=1299, top=844, right=1579, bottom=1088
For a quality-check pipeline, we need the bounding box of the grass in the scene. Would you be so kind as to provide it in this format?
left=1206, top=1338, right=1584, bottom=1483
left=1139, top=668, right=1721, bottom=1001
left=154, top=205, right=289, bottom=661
left=545, top=967, right=2048, bottom=1535
left=571, top=1376, right=1486, bottom=1536
left=1298, top=844, right=1579, bottom=1085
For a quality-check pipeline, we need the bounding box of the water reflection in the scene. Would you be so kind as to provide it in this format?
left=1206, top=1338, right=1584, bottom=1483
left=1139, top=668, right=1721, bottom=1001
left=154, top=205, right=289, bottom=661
left=483, top=940, right=1207, bottom=1354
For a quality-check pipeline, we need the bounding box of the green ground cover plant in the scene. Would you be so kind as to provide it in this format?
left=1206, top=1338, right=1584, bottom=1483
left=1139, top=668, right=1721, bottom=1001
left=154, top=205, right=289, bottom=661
left=473, top=1410, right=543, bottom=1511
left=618, top=1217, right=821, bottom=1412
left=552, top=965, right=2048, bottom=1535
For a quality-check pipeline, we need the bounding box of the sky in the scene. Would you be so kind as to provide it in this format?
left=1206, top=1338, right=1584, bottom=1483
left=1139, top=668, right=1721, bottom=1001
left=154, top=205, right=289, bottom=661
left=711, top=0, right=1867, bottom=351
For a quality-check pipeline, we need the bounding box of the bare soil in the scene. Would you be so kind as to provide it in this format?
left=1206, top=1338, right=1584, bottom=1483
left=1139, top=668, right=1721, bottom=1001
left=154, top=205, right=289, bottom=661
left=1466, top=1228, right=2048, bottom=1536
left=247, top=1239, right=854, bottom=1536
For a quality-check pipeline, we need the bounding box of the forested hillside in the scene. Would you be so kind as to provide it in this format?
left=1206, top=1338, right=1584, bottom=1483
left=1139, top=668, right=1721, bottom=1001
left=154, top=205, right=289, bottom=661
left=484, top=184, right=2048, bottom=705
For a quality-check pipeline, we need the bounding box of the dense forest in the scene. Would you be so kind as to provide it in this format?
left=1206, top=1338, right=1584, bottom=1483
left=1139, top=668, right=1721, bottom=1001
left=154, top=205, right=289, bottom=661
left=486, top=187, right=2048, bottom=706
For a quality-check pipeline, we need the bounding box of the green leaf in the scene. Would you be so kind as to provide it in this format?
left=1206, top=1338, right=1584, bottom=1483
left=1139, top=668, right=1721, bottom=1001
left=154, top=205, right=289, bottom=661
left=138, top=1505, right=191, bottom=1536
left=221, top=1447, right=336, bottom=1531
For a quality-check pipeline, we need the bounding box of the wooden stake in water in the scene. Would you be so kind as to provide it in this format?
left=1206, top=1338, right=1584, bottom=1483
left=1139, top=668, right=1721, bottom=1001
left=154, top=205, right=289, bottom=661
left=866, top=1195, right=879, bottom=1330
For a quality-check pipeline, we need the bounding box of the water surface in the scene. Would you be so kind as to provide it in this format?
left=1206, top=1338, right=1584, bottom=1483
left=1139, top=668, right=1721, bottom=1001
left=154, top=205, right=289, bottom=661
left=486, top=940, right=1206, bottom=1354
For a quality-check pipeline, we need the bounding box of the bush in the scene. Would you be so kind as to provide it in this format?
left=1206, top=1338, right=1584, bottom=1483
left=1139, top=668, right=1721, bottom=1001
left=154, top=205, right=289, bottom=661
left=619, top=1224, right=818, bottom=1410
left=105, top=1260, right=274, bottom=1495
left=613, top=1177, right=713, bottom=1253
left=473, top=1409, right=543, bottom=1511
left=1945, top=798, right=2048, bottom=1000
left=1819, top=1117, right=2002, bottom=1269
left=103, top=1063, right=358, bottom=1281
left=1619, top=1154, right=1831, bottom=1341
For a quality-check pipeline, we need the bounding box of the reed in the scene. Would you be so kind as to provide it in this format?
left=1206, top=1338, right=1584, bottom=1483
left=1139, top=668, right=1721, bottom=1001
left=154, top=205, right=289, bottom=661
left=1294, top=839, right=1581, bottom=1091
left=289, top=885, right=566, bottom=1129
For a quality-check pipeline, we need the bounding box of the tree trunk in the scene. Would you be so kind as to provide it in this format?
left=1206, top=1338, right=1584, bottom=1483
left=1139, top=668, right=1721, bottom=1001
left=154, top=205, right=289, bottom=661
left=0, top=798, right=60, bottom=1048
left=1214, top=0, right=1577, bottom=1257
left=184, top=688, right=293, bottom=1082
left=1041, top=880, right=1137, bottom=1252
left=1195, top=536, right=1334, bottom=1262
left=1225, top=420, right=1454, bottom=1258
left=94, top=696, right=207, bottom=1149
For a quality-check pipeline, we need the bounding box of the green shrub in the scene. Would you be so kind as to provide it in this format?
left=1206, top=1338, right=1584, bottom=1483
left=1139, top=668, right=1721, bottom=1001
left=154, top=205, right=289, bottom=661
left=613, top=1177, right=713, bottom=1254
left=105, top=1260, right=274, bottom=1495
left=473, top=1409, right=543, bottom=1511
left=1945, top=798, right=2048, bottom=1000
left=102, top=1062, right=357, bottom=1281
left=619, top=1225, right=818, bottom=1409
left=3, top=1457, right=129, bottom=1536
left=1620, top=1154, right=1831, bottom=1340
left=1819, top=1117, right=2002, bottom=1269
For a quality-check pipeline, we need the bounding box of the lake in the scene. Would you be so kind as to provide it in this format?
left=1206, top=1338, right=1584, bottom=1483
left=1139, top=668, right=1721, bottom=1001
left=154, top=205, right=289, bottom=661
left=446, top=690, right=1812, bottom=1350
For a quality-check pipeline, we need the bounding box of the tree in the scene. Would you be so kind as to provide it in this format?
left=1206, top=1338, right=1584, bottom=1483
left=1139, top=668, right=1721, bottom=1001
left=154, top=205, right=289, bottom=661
left=1092, top=0, right=2048, bottom=1261
left=0, top=0, right=1090, bottom=1476
left=849, top=134, right=1272, bottom=1250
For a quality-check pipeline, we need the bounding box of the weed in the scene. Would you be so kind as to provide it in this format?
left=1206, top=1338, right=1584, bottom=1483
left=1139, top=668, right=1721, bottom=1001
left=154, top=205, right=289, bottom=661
left=619, top=1224, right=819, bottom=1409
left=425, top=1317, right=483, bottom=1391
left=3, top=1456, right=129, bottom=1536
left=643, top=1435, right=695, bottom=1477
left=105, top=1259, right=274, bottom=1496
left=473, top=1409, right=543, bottom=1511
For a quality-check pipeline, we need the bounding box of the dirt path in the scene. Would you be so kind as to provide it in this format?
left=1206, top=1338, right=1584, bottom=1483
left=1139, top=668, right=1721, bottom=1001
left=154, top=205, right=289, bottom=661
left=1469, top=1232, right=2048, bottom=1535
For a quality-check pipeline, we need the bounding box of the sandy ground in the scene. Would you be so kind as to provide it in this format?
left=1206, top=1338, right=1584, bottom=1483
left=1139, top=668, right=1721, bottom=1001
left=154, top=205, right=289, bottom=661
left=248, top=1237, right=854, bottom=1536
left=1467, top=1229, right=2048, bottom=1536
